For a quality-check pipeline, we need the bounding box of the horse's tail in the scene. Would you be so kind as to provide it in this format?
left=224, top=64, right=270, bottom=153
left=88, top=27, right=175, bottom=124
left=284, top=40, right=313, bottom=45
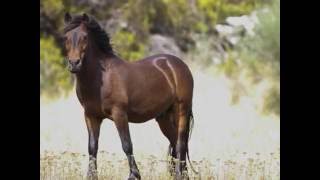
left=186, top=109, right=198, bottom=174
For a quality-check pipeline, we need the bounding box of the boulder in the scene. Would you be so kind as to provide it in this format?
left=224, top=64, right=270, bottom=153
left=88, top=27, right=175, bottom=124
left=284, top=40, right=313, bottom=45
left=147, top=34, right=182, bottom=57
left=214, top=10, right=259, bottom=47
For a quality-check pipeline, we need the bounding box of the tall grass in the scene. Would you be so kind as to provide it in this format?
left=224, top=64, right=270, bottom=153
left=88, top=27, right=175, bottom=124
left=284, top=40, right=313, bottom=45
left=40, top=149, right=279, bottom=180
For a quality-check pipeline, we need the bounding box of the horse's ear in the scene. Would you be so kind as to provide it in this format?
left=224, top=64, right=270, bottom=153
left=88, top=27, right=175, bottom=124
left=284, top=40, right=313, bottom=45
left=82, top=13, right=89, bottom=22
left=64, top=12, right=72, bottom=24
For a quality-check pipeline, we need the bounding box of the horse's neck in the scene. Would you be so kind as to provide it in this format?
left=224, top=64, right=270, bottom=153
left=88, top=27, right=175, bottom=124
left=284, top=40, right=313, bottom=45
left=76, top=41, right=108, bottom=83
left=75, top=52, right=118, bottom=100
left=75, top=50, right=103, bottom=97
left=75, top=36, right=121, bottom=99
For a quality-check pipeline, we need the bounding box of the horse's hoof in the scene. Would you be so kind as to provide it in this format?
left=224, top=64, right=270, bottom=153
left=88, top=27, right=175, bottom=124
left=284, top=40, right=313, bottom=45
left=175, top=173, right=189, bottom=180
left=128, top=175, right=140, bottom=180
left=128, top=175, right=141, bottom=180
left=87, top=176, right=98, bottom=180
left=87, top=171, right=98, bottom=180
left=128, top=170, right=141, bottom=180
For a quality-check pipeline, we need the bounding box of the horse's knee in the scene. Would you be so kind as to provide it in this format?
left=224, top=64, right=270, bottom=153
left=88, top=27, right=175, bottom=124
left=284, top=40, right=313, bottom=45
left=89, top=140, right=98, bottom=155
left=121, top=139, right=133, bottom=155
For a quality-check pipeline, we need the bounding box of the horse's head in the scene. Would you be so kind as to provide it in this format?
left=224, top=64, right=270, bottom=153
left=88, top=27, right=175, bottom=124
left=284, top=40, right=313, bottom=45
left=63, top=13, right=89, bottom=73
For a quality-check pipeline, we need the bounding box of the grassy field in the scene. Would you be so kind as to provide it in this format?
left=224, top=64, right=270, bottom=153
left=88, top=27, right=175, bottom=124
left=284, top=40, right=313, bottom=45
left=41, top=70, right=279, bottom=180
left=40, top=149, right=279, bottom=180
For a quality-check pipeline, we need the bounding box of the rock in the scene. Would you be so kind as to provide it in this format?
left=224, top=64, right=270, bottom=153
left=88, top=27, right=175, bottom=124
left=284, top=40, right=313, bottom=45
left=214, top=10, right=259, bottom=47
left=147, top=34, right=182, bottom=57
left=215, top=24, right=235, bottom=35
left=75, top=0, right=108, bottom=7
left=225, top=12, right=258, bottom=36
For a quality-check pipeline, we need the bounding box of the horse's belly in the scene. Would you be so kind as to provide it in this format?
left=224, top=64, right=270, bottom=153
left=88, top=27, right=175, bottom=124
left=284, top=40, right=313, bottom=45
left=127, top=97, right=173, bottom=123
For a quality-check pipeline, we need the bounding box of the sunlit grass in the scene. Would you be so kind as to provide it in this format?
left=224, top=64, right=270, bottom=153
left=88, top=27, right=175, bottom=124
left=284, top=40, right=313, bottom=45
left=40, top=149, right=279, bottom=180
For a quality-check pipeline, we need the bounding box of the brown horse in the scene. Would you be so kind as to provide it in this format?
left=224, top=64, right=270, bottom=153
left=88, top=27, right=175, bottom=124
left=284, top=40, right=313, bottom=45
left=63, top=13, right=195, bottom=180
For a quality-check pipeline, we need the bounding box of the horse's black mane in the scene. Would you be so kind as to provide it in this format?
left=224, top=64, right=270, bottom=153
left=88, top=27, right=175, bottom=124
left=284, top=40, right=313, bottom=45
left=64, top=15, right=114, bottom=54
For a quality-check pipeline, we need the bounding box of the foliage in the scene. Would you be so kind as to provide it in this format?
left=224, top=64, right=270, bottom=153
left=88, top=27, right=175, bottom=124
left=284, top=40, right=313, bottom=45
left=40, top=0, right=275, bottom=106
left=219, top=0, right=280, bottom=116
left=197, top=0, right=256, bottom=32
left=41, top=0, right=64, bottom=17
left=40, top=36, right=73, bottom=99
left=112, top=30, right=146, bottom=61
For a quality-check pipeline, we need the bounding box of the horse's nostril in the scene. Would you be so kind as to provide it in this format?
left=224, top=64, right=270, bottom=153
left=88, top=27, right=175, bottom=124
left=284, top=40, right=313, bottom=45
left=70, top=60, right=80, bottom=66
left=75, top=60, right=81, bottom=65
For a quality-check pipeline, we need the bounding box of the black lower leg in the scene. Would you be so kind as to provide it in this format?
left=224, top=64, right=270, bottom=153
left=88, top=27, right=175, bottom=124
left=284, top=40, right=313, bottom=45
left=113, top=109, right=140, bottom=180
left=120, top=136, right=140, bottom=180
left=176, top=141, right=187, bottom=173
left=167, top=144, right=177, bottom=176
left=85, top=116, right=101, bottom=180
left=127, top=154, right=140, bottom=179
left=87, top=138, right=98, bottom=180
left=175, top=123, right=189, bottom=179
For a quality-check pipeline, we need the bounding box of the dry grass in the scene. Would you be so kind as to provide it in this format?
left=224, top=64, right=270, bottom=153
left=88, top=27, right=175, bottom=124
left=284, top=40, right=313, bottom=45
left=40, top=149, right=279, bottom=180
left=40, top=70, right=280, bottom=180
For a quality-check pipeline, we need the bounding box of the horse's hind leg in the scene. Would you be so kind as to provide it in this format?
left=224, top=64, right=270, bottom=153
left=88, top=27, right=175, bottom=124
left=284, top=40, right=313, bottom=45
left=175, top=103, right=190, bottom=180
left=156, top=110, right=177, bottom=175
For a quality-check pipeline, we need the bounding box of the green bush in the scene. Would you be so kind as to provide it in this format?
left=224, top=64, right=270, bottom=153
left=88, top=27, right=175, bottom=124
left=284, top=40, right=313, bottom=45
left=112, top=30, right=146, bottom=61
left=220, top=0, right=280, bottom=116
left=197, top=0, right=256, bottom=31
left=40, top=36, right=73, bottom=99
left=40, top=0, right=268, bottom=100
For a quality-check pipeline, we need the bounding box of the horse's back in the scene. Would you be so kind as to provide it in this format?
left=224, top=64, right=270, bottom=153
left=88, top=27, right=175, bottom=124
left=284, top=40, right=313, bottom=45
left=146, top=54, right=193, bottom=101
left=137, top=54, right=190, bottom=69
left=135, top=53, right=194, bottom=104
left=136, top=53, right=193, bottom=83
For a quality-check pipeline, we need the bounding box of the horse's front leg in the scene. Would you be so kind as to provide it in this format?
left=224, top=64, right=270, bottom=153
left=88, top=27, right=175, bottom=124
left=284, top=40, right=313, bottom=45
left=112, top=107, right=141, bottom=180
left=85, top=114, right=102, bottom=180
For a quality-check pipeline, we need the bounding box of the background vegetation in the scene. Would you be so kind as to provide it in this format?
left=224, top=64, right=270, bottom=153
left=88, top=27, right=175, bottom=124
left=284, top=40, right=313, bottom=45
left=41, top=0, right=279, bottom=116
left=40, top=0, right=280, bottom=179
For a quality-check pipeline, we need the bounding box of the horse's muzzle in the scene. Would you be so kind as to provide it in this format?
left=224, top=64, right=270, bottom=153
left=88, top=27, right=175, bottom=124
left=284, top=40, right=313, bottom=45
left=67, top=59, right=82, bottom=73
